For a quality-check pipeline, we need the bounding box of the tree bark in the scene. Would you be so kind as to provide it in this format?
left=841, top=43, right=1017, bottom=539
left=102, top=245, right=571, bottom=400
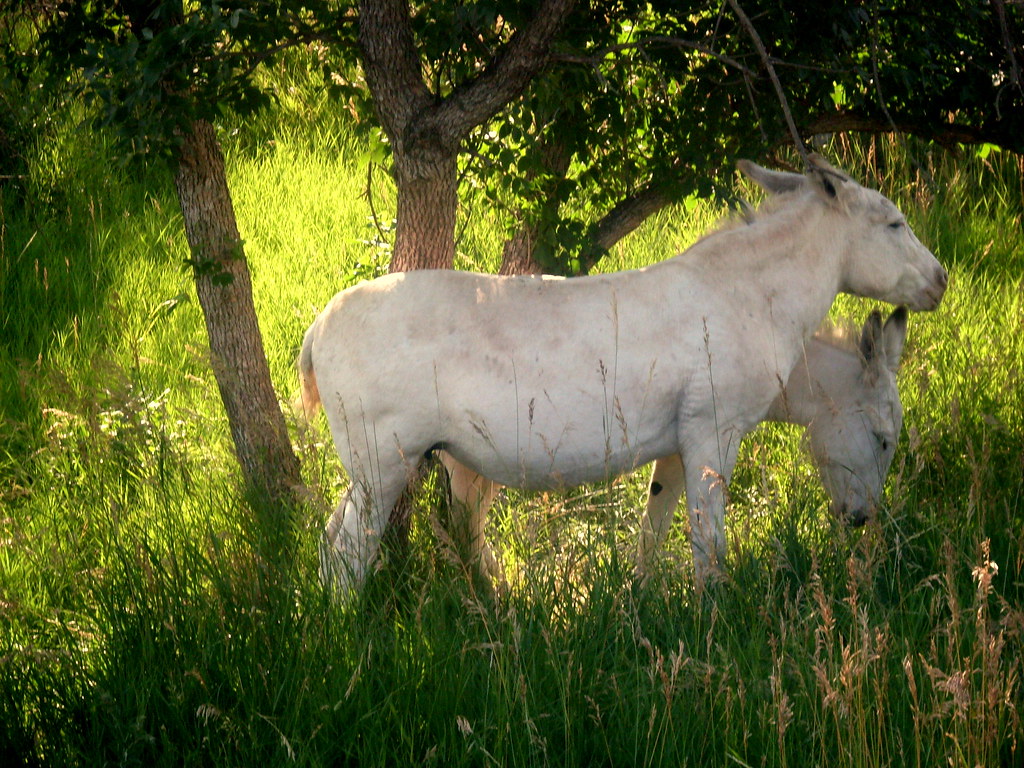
left=801, top=109, right=1024, bottom=154
left=498, top=224, right=546, bottom=276
left=497, top=134, right=573, bottom=276
left=174, top=119, right=302, bottom=505
left=358, top=0, right=457, bottom=273
left=389, top=152, right=459, bottom=273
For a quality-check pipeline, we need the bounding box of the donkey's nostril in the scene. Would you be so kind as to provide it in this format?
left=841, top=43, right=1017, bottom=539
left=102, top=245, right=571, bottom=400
left=846, top=508, right=869, bottom=527
left=936, top=266, right=949, bottom=288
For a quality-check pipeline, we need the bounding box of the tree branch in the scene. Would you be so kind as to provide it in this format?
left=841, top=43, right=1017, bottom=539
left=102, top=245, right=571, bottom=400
left=992, top=0, right=1023, bottom=99
left=552, top=35, right=753, bottom=77
left=422, top=0, right=576, bottom=147
left=357, top=0, right=433, bottom=143
left=725, top=0, right=807, bottom=161
left=800, top=110, right=1023, bottom=154
left=577, top=183, right=674, bottom=274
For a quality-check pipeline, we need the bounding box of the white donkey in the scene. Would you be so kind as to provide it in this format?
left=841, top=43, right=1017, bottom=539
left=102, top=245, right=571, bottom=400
left=439, top=307, right=909, bottom=583
left=298, top=155, right=946, bottom=592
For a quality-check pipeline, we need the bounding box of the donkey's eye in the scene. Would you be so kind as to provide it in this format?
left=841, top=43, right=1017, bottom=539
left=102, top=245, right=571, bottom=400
left=888, top=221, right=904, bottom=230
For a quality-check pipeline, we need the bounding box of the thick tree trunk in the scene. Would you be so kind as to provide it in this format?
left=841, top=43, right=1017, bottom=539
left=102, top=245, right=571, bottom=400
left=359, top=0, right=575, bottom=274
left=359, top=0, right=453, bottom=274
left=390, top=153, right=458, bottom=273
left=174, top=120, right=302, bottom=505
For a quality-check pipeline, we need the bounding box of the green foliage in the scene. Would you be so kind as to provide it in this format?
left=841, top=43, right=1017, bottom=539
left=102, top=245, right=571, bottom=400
left=5, top=1, right=1018, bottom=279
left=3, top=0, right=355, bottom=160
left=483, top=1, right=1021, bottom=272
left=466, top=1, right=770, bottom=273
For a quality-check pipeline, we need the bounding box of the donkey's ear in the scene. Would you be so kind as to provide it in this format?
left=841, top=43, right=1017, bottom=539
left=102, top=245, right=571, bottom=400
left=738, top=198, right=756, bottom=224
left=737, top=159, right=806, bottom=195
left=806, top=154, right=855, bottom=205
left=859, top=309, right=884, bottom=361
left=881, top=306, right=908, bottom=372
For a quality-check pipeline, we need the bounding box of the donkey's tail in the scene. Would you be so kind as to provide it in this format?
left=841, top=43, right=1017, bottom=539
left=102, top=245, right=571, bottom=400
left=294, top=322, right=322, bottom=419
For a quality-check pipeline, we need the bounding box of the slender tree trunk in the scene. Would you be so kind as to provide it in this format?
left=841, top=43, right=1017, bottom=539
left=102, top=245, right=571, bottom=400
left=498, top=135, right=572, bottom=276
left=174, top=119, right=302, bottom=505
left=498, top=224, right=546, bottom=276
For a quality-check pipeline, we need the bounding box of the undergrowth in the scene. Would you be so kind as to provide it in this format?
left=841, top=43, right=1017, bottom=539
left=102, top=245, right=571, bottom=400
left=1, top=72, right=1022, bottom=766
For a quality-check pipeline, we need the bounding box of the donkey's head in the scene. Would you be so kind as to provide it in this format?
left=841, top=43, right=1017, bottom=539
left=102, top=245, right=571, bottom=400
left=805, top=307, right=908, bottom=527
left=739, top=155, right=948, bottom=312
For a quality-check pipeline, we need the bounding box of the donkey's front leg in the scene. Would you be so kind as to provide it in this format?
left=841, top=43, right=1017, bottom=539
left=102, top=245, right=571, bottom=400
left=681, top=433, right=740, bottom=586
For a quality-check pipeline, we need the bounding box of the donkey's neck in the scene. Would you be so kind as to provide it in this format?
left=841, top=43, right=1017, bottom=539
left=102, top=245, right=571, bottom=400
left=755, top=206, right=844, bottom=327
left=693, top=203, right=844, bottom=337
left=766, top=338, right=859, bottom=426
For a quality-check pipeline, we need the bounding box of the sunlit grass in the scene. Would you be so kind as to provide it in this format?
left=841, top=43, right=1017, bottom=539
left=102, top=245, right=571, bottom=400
left=1, top=97, right=1022, bottom=768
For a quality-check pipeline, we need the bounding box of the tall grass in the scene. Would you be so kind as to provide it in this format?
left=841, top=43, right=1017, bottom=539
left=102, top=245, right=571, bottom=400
left=2, top=79, right=1022, bottom=766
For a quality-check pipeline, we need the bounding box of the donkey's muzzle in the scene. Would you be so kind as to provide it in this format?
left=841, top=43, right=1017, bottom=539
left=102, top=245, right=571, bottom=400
left=914, top=265, right=949, bottom=311
left=833, top=502, right=872, bottom=527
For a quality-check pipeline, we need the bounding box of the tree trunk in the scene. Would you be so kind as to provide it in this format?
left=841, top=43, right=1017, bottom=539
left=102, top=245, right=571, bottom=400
left=498, top=135, right=572, bottom=276
left=390, top=153, right=458, bottom=273
left=498, top=224, right=546, bottom=276
left=174, top=119, right=302, bottom=506
left=359, top=0, right=575, bottom=274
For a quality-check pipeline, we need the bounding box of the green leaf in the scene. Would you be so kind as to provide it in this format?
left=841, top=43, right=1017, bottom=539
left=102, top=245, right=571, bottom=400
left=975, top=143, right=1001, bottom=160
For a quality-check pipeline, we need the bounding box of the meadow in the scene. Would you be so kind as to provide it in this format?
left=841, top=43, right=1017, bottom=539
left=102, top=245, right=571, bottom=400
left=1, top=82, right=1023, bottom=766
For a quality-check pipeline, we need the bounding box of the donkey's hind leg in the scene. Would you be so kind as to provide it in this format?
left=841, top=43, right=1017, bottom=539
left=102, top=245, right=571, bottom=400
left=636, top=454, right=686, bottom=576
left=320, top=465, right=412, bottom=595
left=320, top=490, right=352, bottom=587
